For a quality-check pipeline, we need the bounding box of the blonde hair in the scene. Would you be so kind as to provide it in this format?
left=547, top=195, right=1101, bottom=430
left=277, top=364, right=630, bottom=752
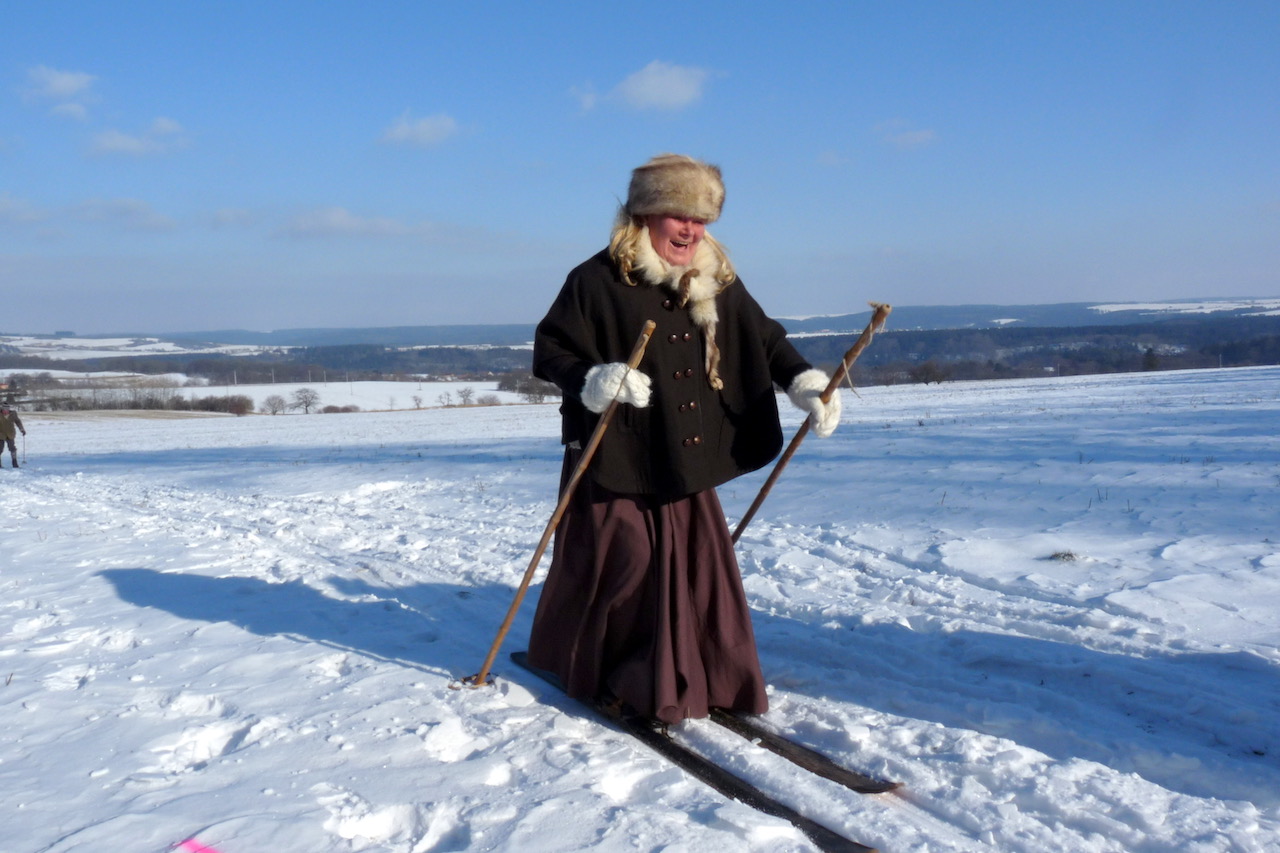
left=608, top=211, right=736, bottom=288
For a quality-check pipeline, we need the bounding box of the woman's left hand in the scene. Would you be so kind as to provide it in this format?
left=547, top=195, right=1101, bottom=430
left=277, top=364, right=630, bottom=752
left=786, top=369, right=841, bottom=437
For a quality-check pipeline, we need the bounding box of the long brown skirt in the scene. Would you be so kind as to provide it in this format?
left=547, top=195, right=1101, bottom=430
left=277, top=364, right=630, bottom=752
left=527, top=450, right=768, bottom=724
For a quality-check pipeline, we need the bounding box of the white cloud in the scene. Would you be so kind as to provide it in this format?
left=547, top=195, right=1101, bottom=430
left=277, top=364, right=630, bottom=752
left=381, top=112, right=458, bottom=147
left=71, top=198, right=175, bottom=231
left=90, top=118, right=188, bottom=156
left=570, top=84, right=598, bottom=112
left=24, top=65, right=96, bottom=101
left=613, top=61, right=710, bottom=111
left=277, top=206, right=429, bottom=240
left=0, top=193, right=47, bottom=226
left=22, top=65, right=96, bottom=120
left=210, top=208, right=256, bottom=229
left=875, top=119, right=937, bottom=150
left=91, top=130, right=161, bottom=156
left=51, top=102, right=90, bottom=121
left=149, top=117, right=184, bottom=136
left=2, top=193, right=181, bottom=235
left=272, top=207, right=482, bottom=247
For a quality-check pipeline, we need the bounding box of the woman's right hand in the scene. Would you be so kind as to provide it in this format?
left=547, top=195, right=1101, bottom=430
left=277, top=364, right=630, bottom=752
left=581, top=363, right=652, bottom=413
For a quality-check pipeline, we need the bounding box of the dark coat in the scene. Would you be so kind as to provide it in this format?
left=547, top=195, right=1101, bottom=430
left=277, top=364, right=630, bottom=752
left=0, top=410, right=23, bottom=442
left=534, top=249, right=812, bottom=498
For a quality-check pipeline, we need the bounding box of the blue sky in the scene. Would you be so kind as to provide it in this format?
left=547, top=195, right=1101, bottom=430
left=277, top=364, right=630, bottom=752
left=2, top=1, right=1277, bottom=335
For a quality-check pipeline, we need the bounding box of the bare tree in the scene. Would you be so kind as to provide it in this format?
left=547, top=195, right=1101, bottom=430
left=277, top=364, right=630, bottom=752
left=289, top=387, right=321, bottom=413
left=908, top=361, right=950, bottom=385
left=457, top=387, right=475, bottom=406
left=498, top=373, right=559, bottom=403
left=262, top=394, right=287, bottom=415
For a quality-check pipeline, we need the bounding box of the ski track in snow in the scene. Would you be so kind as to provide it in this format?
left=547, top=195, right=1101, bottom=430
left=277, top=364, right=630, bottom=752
left=2, top=369, right=1278, bottom=852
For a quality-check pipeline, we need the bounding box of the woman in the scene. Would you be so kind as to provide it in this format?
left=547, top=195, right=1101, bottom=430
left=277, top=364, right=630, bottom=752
left=527, top=154, right=840, bottom=724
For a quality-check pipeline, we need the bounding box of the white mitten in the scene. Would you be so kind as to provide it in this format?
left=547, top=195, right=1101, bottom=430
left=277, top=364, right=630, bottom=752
left=581, top=363, right=652, bottom=413
left=786, top=368, right=841, bottom=437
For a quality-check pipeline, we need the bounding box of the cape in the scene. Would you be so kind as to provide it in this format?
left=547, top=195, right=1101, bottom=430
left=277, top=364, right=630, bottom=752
left=533, top=248, right=812, bottom=498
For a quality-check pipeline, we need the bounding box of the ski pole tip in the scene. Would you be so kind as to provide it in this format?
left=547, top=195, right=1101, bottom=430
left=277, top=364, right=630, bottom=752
left=454, top=672, right=496, bottom=689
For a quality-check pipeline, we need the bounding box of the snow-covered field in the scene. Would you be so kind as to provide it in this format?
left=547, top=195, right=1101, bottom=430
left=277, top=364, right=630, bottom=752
left=3, top=366, right=1278, bottom=852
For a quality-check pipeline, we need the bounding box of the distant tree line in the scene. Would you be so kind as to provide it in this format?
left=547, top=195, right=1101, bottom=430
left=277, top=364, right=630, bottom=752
left=31, top=388, right=257, bottom=415
left=496, top=373, right=560, bottom=403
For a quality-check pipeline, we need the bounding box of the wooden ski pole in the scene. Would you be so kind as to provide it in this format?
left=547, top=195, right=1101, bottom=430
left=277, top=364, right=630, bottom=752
left=731, top=302, right=891, bottom=544
left=463, top=319, right=657, bottom=687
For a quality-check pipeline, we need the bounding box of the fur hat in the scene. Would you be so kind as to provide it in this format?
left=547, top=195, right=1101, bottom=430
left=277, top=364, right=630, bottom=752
left=625, top=154, right=725, bottom=223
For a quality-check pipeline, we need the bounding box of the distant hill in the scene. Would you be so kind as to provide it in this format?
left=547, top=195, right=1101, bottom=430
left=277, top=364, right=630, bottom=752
left=781, top=298, right=1280, bottom=336
left=162, top=324, right=538, bottom=348
left=5, top=298, right=1278, bottom=378
left=156, top=298, right=1280, bottom=347
left=5, top=296, right=1280, bottom=399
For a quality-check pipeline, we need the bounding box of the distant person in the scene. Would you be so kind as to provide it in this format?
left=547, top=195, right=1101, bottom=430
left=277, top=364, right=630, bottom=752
left=1, top=405, right=25, bottom=469
left=526, top=153, right=841, bottom=724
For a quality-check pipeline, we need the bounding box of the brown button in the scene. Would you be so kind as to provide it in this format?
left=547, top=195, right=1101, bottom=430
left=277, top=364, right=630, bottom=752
left=682, top=437, right=693, bottom=447
left=682, top=435, right=703, bottom=447
left=683, top=332, right=692, bottom=341
left=692, top=435, right=702, bottom=445
left=683, top=368, right=694, bottom=378
left=668, top=334, right=679, bottom=343
left=688, top=401, right=697, bottom=410
left=662, top=299, right=674, bottom=309
left=672, top=370, right=683, bottom=380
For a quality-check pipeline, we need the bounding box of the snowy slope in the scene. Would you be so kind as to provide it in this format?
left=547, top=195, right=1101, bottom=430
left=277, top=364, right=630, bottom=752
left=3, top=368, right=1278, bottom=852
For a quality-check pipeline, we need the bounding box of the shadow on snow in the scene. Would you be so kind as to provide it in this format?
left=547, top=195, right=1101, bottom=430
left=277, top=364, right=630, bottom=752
left=98, top=567, right=529, bottom=682
left=98, top=565, right=1280, bottom=807
left=751, top=609, right=1280, bottom=807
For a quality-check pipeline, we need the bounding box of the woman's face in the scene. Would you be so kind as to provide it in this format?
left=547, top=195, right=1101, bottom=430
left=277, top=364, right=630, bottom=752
left=646, top=214, right=706, bottom=266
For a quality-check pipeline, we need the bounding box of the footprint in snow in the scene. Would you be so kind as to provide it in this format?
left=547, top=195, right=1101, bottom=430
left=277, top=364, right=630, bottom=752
left=132, top=715, right=284, bottom=781
left=312, top=652, right=352, bottom=680
left=313, top=783, right=423, bottom=845
left=10, top=612, right=61, bottom=640
left=41, top=664, right=96, bottom=691
left=415, top=715, right=487, bottom=762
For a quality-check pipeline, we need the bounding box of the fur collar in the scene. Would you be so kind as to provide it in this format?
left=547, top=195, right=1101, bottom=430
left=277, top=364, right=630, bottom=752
left=632, top=226, right=726, bottom=390
left=632, top=226, right=723, bottom=331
